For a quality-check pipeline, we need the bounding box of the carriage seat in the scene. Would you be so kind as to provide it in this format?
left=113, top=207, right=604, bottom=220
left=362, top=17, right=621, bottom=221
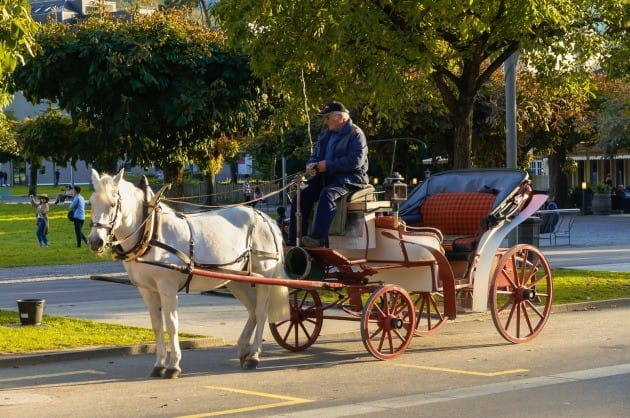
left=327, top=184, right=376, bottom=236
left=415, top=192, right=496, bottom=257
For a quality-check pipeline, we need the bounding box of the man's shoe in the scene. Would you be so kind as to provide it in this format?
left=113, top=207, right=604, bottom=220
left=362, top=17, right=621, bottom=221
left=301, top=235, right=324, bottom=247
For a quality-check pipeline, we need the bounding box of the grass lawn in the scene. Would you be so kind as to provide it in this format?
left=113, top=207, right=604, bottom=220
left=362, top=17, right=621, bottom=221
left=0, top=202, right=108, bottom=268
left=0, top=310, right=201, bottom=355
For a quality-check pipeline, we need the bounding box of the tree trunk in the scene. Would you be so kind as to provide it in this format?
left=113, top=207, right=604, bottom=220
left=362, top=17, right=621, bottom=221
left=28, top=164, right=38, bottom=196
left=204, top=172, right=216, bottom=206
left=269, top=153, right=277, bottom=181
left=548, top=146, right=570, bottom=208
left=230, top=160, right=238, bottom=184
left=450, top=104, right=474, bottom=169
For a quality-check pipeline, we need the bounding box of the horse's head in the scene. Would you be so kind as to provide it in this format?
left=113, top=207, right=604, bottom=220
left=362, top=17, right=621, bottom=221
left=88, top=168, right=125, bottom=253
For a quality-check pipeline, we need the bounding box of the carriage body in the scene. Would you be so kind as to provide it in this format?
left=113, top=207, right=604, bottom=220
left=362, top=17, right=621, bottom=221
left=276, top=168, right=553, bottom=358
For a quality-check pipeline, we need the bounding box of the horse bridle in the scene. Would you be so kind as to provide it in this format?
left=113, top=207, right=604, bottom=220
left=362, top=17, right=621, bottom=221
left=90, top=194, right=122, bottom=240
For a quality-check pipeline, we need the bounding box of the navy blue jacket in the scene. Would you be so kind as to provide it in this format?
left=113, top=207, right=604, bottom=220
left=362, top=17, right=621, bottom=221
left=307, top=119, right=369, bottom=187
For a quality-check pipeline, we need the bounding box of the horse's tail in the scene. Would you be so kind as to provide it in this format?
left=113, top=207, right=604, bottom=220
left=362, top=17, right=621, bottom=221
left=267, top=247, right=290, bottom=324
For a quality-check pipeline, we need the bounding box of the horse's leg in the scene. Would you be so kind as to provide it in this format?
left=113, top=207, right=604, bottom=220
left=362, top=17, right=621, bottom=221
left=159, top=290, right=181, bottom=379
left=246, top=284, right=272, bottom=370
left=137, top=287, right=167, bottom=378
left=227, top=282, right=257, bottom=368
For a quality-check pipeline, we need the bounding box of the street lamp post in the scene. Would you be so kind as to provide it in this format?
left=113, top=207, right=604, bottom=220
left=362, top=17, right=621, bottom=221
left=581, top=182, right=587, bottom=215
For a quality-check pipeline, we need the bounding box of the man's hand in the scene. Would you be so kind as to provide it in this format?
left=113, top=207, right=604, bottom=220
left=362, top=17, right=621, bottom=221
left=306, top=162, right=317, bottom=177
left=316, top=160, right=326, bottom=172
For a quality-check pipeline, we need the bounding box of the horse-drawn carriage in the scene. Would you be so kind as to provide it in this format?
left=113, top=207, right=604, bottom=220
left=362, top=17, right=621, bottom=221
left=89, top=168, right=552, bottom=376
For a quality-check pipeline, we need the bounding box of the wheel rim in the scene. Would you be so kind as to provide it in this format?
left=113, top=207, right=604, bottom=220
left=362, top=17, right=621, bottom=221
left=270, top=289, right=323, bottom=351
left=491, top=245, right=553, bottom=343
left=411, top=291, right=447, bottom=336
left=361, top=286, right=415, bottom=360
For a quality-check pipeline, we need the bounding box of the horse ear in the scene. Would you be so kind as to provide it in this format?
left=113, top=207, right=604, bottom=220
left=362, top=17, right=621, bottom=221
left=138, top=175, right=149, bottom=189
left=91, top=169, right=101, bottom=185
left=113, top=168, right=124, bottom=186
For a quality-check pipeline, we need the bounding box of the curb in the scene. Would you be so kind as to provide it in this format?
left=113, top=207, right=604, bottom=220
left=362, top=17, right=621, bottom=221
left=1, top=299, right=628, bottom=367
left=0, top=337, right=224, bottom=368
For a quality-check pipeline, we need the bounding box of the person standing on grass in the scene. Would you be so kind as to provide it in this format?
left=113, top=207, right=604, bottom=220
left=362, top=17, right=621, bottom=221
left=30, top=193, right=50, bottom=247
left=68, top=185, right=88, bottom=248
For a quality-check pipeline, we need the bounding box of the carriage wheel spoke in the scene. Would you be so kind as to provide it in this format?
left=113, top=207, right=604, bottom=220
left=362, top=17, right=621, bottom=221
left=525, top=299, right=545, bottom=319
left=510, top=256, right=521, bottom=286
left=504, top=301, right=517, bottom=330
left=369, top=325, right=384, bottom=340
left=515, top=304, right=522, bottom=338
left=522, top=305, right=534, bottom=335
left=298, top=321, right=312, bottom=341
left=500, top=268, right=518, bottom=289
left=496, top=297, right=513, bottom=314
left=527, top=273, right=548, bottom=289
left=519, top=250, right=529, bottom=281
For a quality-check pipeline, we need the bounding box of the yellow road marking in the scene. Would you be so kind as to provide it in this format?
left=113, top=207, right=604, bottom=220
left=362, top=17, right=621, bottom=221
left=0, top=370, right=106, bottom=383
left=178, top=385, right=312, bottom=417
left=391, top=363, right=528, bottom=377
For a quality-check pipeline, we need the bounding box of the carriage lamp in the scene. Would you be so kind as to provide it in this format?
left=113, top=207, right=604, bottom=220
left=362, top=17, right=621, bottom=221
left=384, top=172, right=408, bottom=203
left=384, top=172, right=408, bottom=228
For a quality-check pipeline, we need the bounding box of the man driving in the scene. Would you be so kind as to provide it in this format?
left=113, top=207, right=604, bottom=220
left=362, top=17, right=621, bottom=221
left=288, top=101, right=369, bottom=247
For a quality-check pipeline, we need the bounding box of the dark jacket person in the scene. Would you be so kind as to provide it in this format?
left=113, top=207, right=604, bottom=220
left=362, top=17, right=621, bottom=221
left=289, top=101, right=369, bottom=247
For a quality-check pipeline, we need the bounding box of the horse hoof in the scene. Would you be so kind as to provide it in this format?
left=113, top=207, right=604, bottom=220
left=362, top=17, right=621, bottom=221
left=164, top=369, right=181, bottom=379
left=150, top=367, right=166, bottom=378
left=244, top=358, right=259, bottom=370
left=239, top=355, right=248, bottom=368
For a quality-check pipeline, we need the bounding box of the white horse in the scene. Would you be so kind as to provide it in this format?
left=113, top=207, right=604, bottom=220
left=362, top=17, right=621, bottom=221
left=87, top=169, right=289, bottom=378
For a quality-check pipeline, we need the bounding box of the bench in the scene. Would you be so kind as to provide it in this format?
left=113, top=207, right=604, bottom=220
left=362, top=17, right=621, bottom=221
left=0, top=187, right=12, bottom=200
left=536, top=208, right=579, bottom=246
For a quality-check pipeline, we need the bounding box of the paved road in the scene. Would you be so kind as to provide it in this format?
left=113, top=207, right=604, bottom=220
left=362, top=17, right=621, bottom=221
left=0, top=306, right=628, bottom=417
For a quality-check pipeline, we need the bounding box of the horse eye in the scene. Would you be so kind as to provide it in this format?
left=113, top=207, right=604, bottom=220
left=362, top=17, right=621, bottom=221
left=110, top=203, right=116, bottom=208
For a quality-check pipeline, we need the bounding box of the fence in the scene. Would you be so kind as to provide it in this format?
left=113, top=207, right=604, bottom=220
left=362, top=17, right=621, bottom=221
left=182, top=181, right=284, bottom=206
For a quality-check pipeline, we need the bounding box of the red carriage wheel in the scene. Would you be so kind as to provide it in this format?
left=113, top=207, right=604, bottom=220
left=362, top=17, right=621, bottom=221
left=361, top=285, right=416, bottom=360
left=411, top=291, right=447, bottom=336
left=490, top=244, right=553, bottom=343
left=270, top=288, right=323, bottom=351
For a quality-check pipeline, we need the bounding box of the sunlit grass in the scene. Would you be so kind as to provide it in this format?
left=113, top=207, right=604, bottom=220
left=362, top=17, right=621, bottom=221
left=0, top=310, right=202, bottom=354
left=0, top=203, right=108, bottom=268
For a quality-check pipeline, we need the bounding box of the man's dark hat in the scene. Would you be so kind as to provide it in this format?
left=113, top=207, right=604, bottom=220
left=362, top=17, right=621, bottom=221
left=318, top=101, right=349, bottom=116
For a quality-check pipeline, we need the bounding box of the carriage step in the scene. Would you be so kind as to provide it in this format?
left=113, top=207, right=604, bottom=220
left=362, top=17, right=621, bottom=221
left=90, top=275, right=134, bottom=286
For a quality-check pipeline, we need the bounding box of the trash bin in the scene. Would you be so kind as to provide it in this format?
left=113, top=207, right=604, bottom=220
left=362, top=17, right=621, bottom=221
left=518, top=217, right=541, bottom=247
left=16, top=299, right=46, bottom=326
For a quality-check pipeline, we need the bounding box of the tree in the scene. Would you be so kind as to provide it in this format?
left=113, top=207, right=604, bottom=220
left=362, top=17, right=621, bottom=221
left=0, top=0, right=37, bottom=106
left=213, top=0, right=623, bottom=168
left=12, top=10, right=257, bottom=195
left=15, top=108, right=75, bottom=195
left=0, top=112, right=19, bottom=161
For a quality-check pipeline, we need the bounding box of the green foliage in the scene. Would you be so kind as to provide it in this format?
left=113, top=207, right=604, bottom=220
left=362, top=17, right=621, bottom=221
left=213, top=0, right=626, bottom=169
left=12, top=9, right=258, bottom=189
left=593, top=183, right=612, bottom=193
left=0, top=112, right=19, bottom=159
left=0, top=0, right=38, bottom=106
left=16, top=108, right=75, bottom=167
